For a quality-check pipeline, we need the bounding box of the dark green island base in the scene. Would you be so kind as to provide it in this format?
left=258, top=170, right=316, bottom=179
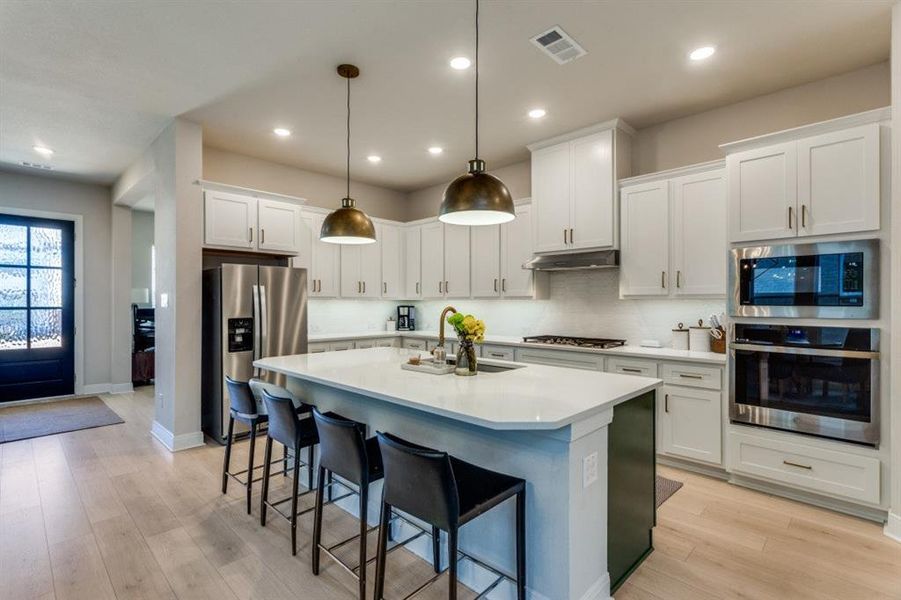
left=608, top=390, right=657, bottom=593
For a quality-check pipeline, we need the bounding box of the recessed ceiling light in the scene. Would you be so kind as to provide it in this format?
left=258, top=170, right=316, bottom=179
left=33, top=145, right=54, bottom=156
left=689, top=46, right=716, bottom=61
left=367, top=155, right=382, bottom=163
left=528, top=108, right=547, bottom=119
left=273, top=127, right=292, bottom=137
left=449, top=56, right=471, bottom=70
left=428, top=146, right=443, bottom=155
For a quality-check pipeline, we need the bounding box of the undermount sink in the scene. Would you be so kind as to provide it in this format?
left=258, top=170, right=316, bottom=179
left=445, top=359, right=524, bottom=373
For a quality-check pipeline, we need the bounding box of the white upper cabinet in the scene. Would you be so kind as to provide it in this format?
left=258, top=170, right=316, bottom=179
left=725, top=114, right=883, bottom=243
left=341, top=234, right=382, bottom=298
left=403, top=226, right=422, bottom=299
left=308, top=213, right=340, bottom=297
left=531, top=143, right=572, bottom=252
left=471, top=225, right=501, bottom=297
left=204, top=190, right=257, bottom=249
left=671, top=169, right=727, bottom=296
left=501, top=204, right=541, bottom=298
left=529, top=121, right=630, bottom=254
left=420, top=221, right=445, bottom=299
left=620, top=181, right=669, bottom=296
left=257, top=199, right=302, bottom=253
left=797, top=124, right=879, bottom=237
left=570, top=130, right=615, bottom=249
left=380, top=224, right=402, bottom=299
left=727, top=142, right=797, bottom=242
left=203, top=188, right=303, bottom=254
left=620, top=163, right=726, bottom=299
left=443, top=223, right=471, bottom=298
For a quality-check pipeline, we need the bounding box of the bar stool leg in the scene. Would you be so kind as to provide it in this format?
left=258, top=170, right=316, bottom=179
left=260, top=437, right=273, bottom=526
left=246, top=422, right=258, bottom=514
left=307, top=445, right=314, bottom=490
left=432, top=527, right=441, bottom=573
left=516, top=489, right=526, bottom=600
left=221, top=416, right=234, bottom=494
left=374, top=500, right=391, bottom=600
left=283, top=445, right=288, bottom=478
left=290, top=447, right=301, bottom=556
left=448, top=527, right=459, bottom=600
left=357, top=485, right=369, bottom=600
left=312, top=466, right=326, bottom=575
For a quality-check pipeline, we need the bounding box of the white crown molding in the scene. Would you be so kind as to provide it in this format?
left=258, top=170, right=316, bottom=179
left=196, top=179, right=308, bottom=205
left=719, top=107, right=891, bottom=153
left=619, top=159, right=726, bottom=187
left=527, top=118, right=635, bottom=152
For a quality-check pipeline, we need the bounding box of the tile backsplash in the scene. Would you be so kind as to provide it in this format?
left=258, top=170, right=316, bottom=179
left=310, top=270, right=726, bottom=347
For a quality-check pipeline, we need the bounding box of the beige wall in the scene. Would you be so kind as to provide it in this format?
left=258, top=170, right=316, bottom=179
left=633, top=61, right=890, bottom=175
left=202, top=146, right=410, bottom=221
left=0, top=168, right=112, bottom=387
left=403, top=62, right=890, bottom=209
left=131, top=210, right=154, bottom=299
left=404, top=161, right=531, bottom=221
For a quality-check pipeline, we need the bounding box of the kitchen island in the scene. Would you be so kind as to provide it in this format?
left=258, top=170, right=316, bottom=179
left=255, top=347, right=661, bottom=600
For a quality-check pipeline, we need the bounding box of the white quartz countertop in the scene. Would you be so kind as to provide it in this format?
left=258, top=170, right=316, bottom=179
left=255, top=347, right=662, bottom=431
left=308, top=330, right=726, bottom=365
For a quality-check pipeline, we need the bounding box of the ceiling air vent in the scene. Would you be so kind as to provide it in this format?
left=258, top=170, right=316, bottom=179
left=20, top=161, right=53, bottom=170
left=530, top=26, right=587, bottom=64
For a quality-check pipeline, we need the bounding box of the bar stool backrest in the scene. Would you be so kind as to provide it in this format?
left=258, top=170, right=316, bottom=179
left=312, top=408, right=369, bottom=485
left=377, top=432, right=460, bottom=531
left=225, top=376, right=259, bottom=420
left=261, top=389, right=299, bottom=448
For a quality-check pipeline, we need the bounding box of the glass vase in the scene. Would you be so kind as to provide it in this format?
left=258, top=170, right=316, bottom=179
left=455, top=339, right=478, bottom=376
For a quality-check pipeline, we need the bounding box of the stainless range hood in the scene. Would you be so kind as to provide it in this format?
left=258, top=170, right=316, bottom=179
left=523, top=250, right=619, bottom=271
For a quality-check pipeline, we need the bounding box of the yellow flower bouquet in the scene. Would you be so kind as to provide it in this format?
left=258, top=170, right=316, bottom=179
left=447, top=312, right=485, bottom=376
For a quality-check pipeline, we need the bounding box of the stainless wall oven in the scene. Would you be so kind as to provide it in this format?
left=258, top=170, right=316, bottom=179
left=729, top=239, right=878, bottom=319
left=730, top=324, right=879, bottom=446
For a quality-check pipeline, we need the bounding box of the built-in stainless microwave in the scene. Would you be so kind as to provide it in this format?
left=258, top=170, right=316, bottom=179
left=729, top=239, right=878, bottom=319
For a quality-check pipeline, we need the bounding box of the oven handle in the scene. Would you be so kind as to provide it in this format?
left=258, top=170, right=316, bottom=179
left=730, top=343, right=879, bottom=360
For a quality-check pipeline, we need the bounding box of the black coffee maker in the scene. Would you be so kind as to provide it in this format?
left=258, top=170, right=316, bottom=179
left=397, top=305, right=415, bottom=331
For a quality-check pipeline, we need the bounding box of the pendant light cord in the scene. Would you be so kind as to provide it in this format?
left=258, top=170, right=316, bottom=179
left=346, top=76, right=351, bottom=200
left=474, top=0, right=479, bottom=160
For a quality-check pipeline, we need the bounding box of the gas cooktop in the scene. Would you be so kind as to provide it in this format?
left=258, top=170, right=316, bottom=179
left=522, top=335, right=627, bottom=349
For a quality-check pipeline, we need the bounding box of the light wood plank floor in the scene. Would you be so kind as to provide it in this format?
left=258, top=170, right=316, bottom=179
left=1, top=387, right=899, bottom=600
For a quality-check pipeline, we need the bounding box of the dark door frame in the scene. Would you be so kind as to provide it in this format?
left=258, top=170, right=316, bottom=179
left=0, top=207, right=83, bottom=401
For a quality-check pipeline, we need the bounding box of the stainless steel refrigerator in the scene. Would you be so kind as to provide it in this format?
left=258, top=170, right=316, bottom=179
left=202, top=264, right=308, bottom=443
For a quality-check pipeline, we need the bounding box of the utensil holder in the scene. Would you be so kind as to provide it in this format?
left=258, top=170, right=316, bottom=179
left=710, top=332, right=726, bottom=354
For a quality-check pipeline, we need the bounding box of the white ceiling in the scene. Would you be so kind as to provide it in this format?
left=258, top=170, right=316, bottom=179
left=0, top=1, right=891, bottom=191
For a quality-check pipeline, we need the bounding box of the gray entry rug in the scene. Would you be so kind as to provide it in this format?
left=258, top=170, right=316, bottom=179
left=0, top=396, right=124, bottom=443
left=656, top=475, right=683, bottom=509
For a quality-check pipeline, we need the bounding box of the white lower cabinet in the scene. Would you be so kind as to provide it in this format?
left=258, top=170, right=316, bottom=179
left=481, top=345, right=514, bottom=361
left=307, top=342, right=330, bottom=354
left=354, top=339, right=376, bottom=349
left=402, top=338, right=428, bottom=351
left=514, top=348, right=604, bottom=371
left=659, top=384, right=722, bottom=465
left=727, top=428, right=880, bottom=504
left=328, top=340, right=354, bottom=351
left=375, top=338, right=401, bottom=348
left=606, top=356, right=657, bottom=378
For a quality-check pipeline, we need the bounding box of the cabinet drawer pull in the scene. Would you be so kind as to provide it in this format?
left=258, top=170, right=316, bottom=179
left=783, top=460, right=812, bottom=470
left=788, top=206, right=794, bottom=230
left=621, top=367, right=642, bottom=374
left=249, top=228, right=253, bottom=243
left=679, top=373, right=704, bottom=380
left=489, top=352, right=506, bottom=358
left=664, top=394, right=669, bottom=413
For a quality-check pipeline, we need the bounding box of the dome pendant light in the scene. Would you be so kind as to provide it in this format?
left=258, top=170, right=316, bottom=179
left=320, top=64, right=377, bottom=245
left=438, top=0, right=514, bottom=226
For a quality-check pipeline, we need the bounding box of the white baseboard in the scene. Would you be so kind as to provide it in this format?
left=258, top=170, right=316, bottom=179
left=885, top=511, right=901, bottom=543
left=109, top=382, right=134, bottom=394
left=579, top=574, right=612, bottom=600
left=81, top=383, right=111, bottom=395
left=151, top=420, right=205, bottom=452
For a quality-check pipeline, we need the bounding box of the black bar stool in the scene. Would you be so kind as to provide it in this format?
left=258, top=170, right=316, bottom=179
left=259, top=389, right=320, bottom=556
left=221, top=376, right=285, bottom=514
left=373, top=432, right=526, bottom=600
left=310, top=408, right=388, bottom=600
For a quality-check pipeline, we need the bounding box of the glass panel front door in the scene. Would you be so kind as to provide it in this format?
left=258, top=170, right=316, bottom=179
left=0, top=214, right=74, bottom=401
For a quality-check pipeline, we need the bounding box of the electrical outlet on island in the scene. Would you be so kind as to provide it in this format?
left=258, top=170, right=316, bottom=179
left=582, top=452, right=599, bottom=488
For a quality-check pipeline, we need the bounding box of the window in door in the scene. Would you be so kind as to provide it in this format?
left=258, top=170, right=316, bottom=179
left=0, top=214, right=75, bottom=401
